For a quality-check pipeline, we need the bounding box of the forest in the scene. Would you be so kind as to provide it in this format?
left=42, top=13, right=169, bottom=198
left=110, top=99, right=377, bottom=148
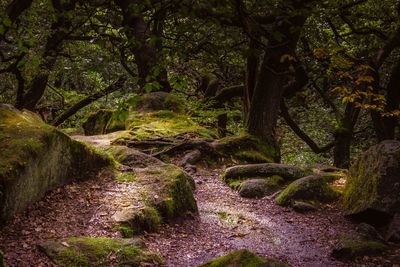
left=0, top=0, right=400, bottom=266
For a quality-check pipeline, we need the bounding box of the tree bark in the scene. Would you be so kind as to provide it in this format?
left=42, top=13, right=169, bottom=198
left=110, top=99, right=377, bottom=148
left=114, top=0, right=171, bottom=92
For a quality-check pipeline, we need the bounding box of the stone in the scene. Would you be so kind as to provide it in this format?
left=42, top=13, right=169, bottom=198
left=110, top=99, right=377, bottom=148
left=343, top=140, right=400, bottom=226
left=275, top=175, right=340, bottom=206
left=292, top=201, right=318, bottom=212
left=238, top=176, right=284, bottom=198
left=0, top=104, right=111, bottom=224
left=136, top=92, right=184, bottom=113
left=197, top=249, right=289, bottom=267
left=331, top=238, right=387, bottom=260
left=39, top=237, right=163, bottom=266
left=82, top=109, right=113, bottom=136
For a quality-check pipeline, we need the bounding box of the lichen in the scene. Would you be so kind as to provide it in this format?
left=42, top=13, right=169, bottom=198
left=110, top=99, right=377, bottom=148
left=198, top=249, right=290, bottom=267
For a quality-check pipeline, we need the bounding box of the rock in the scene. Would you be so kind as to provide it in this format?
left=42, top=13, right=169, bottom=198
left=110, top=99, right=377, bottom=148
left=292, top=201, right=318, bottom=212
left=223, top=163, right=310, bottom=182
left=331, top=237, right=387, bottom=260
left=0, top=105, right=111, bottom=224
left=238, top=176, right=284, bottom=198
left=275, top=175, right=340, bottom=206
left=113, top=206, right=162, bottom=235
left=386, top=213, right=400, bottom=243
left=356, top=223, right=384, bottom=242
left=213, top=134, right=277, bottom=164
left=136, top=92, right=184, bottom=113
left=39, top=237, right=163, bottom=266
left=197, top=249, right=289, bottom=267
left=82, top=109, right=113, bottom=135
left=107, top=145, right=162, bottom=168
left=343, top=140, right=400, bottom=226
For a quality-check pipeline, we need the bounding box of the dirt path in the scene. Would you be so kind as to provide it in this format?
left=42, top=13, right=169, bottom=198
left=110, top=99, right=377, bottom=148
left=0, top=134, right=398, bottom=266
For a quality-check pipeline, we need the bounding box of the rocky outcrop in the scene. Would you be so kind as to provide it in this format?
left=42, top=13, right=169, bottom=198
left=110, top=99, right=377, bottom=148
left=0, top=105, right=111, bottom=224
left=107, top=146, right=197, bottom=235
left=40, top=237, right=163, bottom=266
left=275, top=175, right=340, bottom=206
left=82, top=109, right=113, bottom=135
left=343, top=140, right=400, bottom=228
left=198, top=249, right=289, bottom=267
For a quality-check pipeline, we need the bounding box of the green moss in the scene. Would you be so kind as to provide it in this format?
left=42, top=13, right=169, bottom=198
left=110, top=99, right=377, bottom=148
left=216, top=134, right=276, bottom=164
left=198, top=249, right=289, bottom=267
left=125, top=111, right=216, bottom=141
left=276, top=176, right=340, bottom=206
left=41, top=237, right=163, bottom=267
left=332, top=237, right=387, bottom=259
left=116, top=172, right=137, bottom=183
left=228, top=179, right=244, bottom=190
left=342, top=154, right=378, bottom=214
left=117, top=225, right=135, bottom=238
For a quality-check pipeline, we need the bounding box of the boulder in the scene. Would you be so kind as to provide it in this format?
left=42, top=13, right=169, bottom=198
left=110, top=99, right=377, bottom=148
left=223, top=163, right=310, bottom=182
left=275, top=175, right=340, bottom=206
left=108, top=145, right=197, bottom=234
left=0, top=105, right=111, bottom=224
left=292, top=201, right=318, bottom=212
left=82, top=109, right=113, bottom=135
left=331, top=232, right=387, bottom=260
left=135, top=92, right=184, bottom=113
left=343, top=140, right=400, bottom=226
left=198, top=249, right=289, bottom=267
left=238, top=176, right=284, bottom=198
left=40, top=237, right=163, bottom=266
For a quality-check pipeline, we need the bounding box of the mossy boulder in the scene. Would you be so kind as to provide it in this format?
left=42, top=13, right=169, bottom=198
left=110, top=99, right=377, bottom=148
left=331, top=237, right=387, bottom=260
left=214, top=134, right=277, bottom=164
left=135, top=92, right=184, bottom=113
left=223, top=163, right=310, bottom=182
left=0, top=104, right=111, bottom=224
left=238, top=176, right=284, bottom=198
left=275, top=175, right=340, bottom=206
left=108, top=146, right=197, bottom=234
left=343, top=140, right=400, bottom=225
left=83, top=109, right=113, bottom=136
left=198, top=249, right=290, bottom=267
left=40, top=237, right=163, bottom=266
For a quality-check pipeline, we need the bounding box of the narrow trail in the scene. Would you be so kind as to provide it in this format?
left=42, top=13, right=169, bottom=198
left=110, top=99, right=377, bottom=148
left=0, top=134, right=394, bottom=266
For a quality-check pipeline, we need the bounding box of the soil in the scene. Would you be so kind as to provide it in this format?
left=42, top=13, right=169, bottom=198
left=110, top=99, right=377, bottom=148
left=1, top=135, right=399, bottom=266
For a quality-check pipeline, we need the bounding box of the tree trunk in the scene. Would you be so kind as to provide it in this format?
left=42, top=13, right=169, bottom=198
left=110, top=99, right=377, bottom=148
left=333, top=128, right=352, bottom=168
left=114, top=0, right=171, bottom=92
left=247, top=9, right=309, bottom=161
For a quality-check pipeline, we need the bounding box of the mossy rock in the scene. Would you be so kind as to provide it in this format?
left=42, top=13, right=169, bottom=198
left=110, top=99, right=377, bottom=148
left=198, top=249, right=290, bottom=267
left=0, top=104, right=112, bottom=224
left=275, top=175, right=340, bottom=206
left=223, top=163, right=310, bottom=182
left=331, top=237, right=387, bottom=260
left=134, top=164, right=197, bottom=220
left=83, top=109, right=113, bottom=136
left=343, top=140, right=400, bottom=223
left=113, top=206, right=162, bottom=235
left=238, top=176, right=285, bottom=198
left=40, top=237, right=164, bottom=266
left=214, top=134, right=277, bottom=164
left=135, top=92, right=184, bottom=113
left=106, top=112, right=127, bottom=133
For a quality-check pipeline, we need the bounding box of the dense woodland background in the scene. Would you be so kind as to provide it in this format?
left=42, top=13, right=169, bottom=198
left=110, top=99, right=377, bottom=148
left=1, top=0, right=400, bottom=169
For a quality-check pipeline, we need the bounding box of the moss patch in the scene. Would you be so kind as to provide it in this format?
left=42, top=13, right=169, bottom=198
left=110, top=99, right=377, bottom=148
left=124, top=110, right=216, bottom=141
left=276, top=175, right=340, bottom=206
left=116, top=172, right=136, bottom=183
left=198, top=249, right=289, bottom=267
left=40, top=237, right=164, bottom=266
left=82, top=109, right=113, bottom=136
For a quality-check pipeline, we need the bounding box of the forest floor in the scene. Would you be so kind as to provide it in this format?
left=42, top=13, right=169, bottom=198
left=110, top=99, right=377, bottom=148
left=1, top=134, right=399, bottom=267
